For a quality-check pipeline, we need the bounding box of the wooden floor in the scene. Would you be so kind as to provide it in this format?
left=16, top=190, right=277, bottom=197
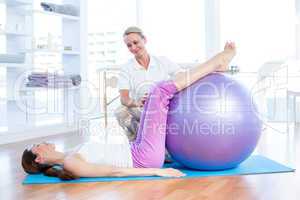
left=1, top=123, right=300, bottom=200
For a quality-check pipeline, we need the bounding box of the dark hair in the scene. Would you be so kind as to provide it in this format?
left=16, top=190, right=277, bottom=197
left=21, top=149, right=79, bottom=180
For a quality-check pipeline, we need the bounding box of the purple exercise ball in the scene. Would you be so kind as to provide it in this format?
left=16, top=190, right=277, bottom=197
left=166, top=73, right=262, bottom=170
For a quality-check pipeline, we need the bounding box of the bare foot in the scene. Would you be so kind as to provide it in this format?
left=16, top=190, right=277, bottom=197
left=216, top=42, right=236, bottom=72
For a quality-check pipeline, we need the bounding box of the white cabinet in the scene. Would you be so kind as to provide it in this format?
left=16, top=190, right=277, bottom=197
left=0, top=0, right=87, bottom=140
left=1, top=0, right=33, bottom=102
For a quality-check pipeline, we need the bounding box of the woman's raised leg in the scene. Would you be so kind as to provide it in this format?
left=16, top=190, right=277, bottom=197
left=173, top=42, right=236, bottom=91
left=130, top=42, right=236, bottom=168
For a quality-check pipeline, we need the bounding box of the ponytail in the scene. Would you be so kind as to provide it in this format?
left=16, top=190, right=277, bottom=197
left=22, top=149, right=79, bottom=180
left=42, top=166, right=79, bottom=180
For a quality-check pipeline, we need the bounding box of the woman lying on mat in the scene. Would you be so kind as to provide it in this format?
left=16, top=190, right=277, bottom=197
left=21, top=42, right=236, bottom=180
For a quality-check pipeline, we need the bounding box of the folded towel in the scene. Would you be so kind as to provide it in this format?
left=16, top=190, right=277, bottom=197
left=40, top=2, right=78, bottom=16
left=26, top=73, right=81, bottom=88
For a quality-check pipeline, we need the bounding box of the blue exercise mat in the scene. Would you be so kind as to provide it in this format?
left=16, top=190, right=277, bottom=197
left=23, top=155, right=295, bottom=185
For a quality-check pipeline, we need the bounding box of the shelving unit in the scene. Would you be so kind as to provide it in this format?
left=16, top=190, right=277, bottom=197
left=0, top=31, right=30, bottom=36
left=4, top=0, right=33, bottom=102
left=0, top=63, right=30, bottom=68
left=88, top=31, right=120, bottom=68
left=0, top=0, right=87, bottom=143
left=24, top=49, right=80, bottom=55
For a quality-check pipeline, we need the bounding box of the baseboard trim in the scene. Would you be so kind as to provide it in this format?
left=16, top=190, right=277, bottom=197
left=0, top=124, right=78, bottom=145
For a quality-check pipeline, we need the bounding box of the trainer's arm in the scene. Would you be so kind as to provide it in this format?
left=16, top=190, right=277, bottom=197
left=120, top=90, right=145, bottom=108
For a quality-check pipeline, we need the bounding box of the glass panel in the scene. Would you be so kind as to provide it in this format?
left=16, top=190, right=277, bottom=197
left=87, top=0, right=137, bottom=116
left=141, top=0, right=206, bottom=63
left=220, top=0, right=296, bottom=72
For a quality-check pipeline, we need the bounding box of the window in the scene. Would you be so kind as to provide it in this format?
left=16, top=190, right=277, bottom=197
left=140, top=0, right=206, bottom=63
left=220, top=1, right=296, bottom=126
left=220, top=0, right=296, bottom=72
left=87, top=0, right=137, bottom=115
left=87, top=0, right=136, bottom=68
left=86, top=0, right=206, bottom=116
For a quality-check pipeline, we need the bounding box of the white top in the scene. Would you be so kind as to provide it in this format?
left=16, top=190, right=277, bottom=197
left=76, top=139, right=133, bottom=168
left=117, top=55, right=181, bottom=101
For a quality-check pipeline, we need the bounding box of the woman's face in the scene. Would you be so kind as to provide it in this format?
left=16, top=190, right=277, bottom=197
left=30, top=142, right=56, bottom=164
left=31, top=142, right=55, bottom=153
left=123, top=33, right=147, bottom=57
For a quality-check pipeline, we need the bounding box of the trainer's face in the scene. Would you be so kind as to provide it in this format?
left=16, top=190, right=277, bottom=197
left=123, top=33, right=147, bottom=57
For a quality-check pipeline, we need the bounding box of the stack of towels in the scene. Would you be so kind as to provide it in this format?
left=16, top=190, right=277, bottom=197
left=26, top=72, right=81, bottom=88
left=40, top=2, right=78, bottom=16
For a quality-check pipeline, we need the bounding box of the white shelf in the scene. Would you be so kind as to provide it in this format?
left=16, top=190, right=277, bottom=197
left=62, top=51, right=80, bottom=55
left=0, top=63, right=30, bottom=68
left=20, top=86, right=80, bottom=92
left=32, top=10, right=80, bottom=21
left=0, top=0, right=31, bottom=6
left=0, top=31, right=30, bottom=37
left=24, top=49, right=80, bottom=55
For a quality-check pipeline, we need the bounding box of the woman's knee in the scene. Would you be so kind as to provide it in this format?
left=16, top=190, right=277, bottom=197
left=149, top=81, right=176, bottom=98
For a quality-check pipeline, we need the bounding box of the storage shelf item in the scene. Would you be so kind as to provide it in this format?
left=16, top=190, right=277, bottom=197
left=20, top=86, right=80, bottom=92
left=40, top=2, right=78, bottom=16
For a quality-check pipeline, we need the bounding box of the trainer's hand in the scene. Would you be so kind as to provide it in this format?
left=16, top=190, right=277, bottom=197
left=136, top=93, right=148, bottom=107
